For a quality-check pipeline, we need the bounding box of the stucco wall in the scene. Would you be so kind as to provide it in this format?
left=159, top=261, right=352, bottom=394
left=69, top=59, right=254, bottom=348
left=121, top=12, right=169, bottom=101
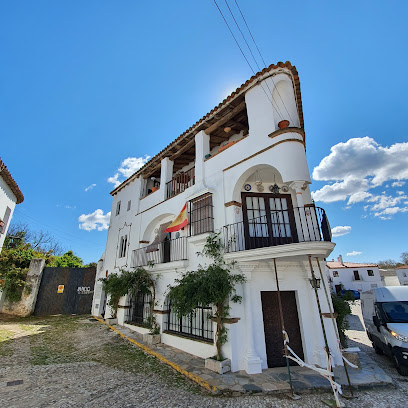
left=0, top=175, right=17, bottom=251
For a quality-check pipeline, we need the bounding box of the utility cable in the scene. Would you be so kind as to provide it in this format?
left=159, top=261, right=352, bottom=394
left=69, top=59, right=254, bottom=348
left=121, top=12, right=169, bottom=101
left=233, top=0, right=296, bottom=125
left=212, top=0, right=284, bottom=120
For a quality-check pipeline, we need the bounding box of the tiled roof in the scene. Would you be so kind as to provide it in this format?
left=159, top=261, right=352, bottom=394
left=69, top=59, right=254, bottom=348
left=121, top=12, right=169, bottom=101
left=110, top=61, right=303, bottom=195
left=396, top=265, right=408, bottom=270
left=326, top=261, right=378, bottom=269
left=0, top=158, right=24, bottom=204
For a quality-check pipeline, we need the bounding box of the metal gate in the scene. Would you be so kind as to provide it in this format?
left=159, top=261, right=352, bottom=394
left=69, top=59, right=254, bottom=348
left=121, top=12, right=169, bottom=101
left=34, top=267, right=96, bottom=316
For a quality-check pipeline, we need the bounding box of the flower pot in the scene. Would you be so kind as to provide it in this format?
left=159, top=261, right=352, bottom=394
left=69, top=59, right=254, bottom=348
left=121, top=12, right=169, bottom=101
left=151, top=187, right=159, bottom=192
left=205, top=357, right=231, bottom=374
left=143, top=333, right=161, bottom=345
left=218, top=141, right=235, bottom=153
left=278, top=120, right=290, bottom=129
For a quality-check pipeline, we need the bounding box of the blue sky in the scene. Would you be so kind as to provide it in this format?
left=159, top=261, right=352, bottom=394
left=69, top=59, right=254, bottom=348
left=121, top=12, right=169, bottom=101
left=1, top=1, right=407, bottom=264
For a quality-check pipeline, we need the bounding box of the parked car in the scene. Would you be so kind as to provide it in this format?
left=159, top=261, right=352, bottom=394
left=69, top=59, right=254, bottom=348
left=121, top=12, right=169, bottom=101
left=361, top=286, right=408, bottom=375
left=340, top=289, right=360, bottom=300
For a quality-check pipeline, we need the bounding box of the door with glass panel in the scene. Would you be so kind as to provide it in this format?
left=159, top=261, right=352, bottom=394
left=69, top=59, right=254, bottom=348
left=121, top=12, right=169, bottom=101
left=241, top=193, right=297, bottom=249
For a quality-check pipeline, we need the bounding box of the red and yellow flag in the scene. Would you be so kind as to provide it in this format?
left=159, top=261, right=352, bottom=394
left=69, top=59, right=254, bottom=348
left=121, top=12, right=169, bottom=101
left=165, top=203, right=188, bottom=233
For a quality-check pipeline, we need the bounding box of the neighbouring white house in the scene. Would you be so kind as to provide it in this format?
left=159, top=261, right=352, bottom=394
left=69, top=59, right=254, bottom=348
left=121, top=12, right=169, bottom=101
left=326, top=255, right=383, bottom=294
left=93, top=62, right=341, bottom=374
left=0, top=158, right=24, bottom=252
left=396, top=265, right=408, bottom=286
left=0, top=157, right=24, bottom=309
left=379, top=269, right=401, bottom=287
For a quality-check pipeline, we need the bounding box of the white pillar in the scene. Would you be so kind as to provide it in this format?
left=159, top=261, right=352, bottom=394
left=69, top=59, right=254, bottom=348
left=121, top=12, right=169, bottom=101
left=243, top=273, right=263, bottom=374
left=159, top=157, right=174, bottom=201
left=245, top=80, right=276, bottom=140
left=289, top=180, right=305, bottom=207
left=195, top=130, right=210, bottom=185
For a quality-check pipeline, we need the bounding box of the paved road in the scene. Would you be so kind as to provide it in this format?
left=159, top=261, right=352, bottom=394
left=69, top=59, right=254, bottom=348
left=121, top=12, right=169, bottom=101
left=0, top=312, right=407, bottom=407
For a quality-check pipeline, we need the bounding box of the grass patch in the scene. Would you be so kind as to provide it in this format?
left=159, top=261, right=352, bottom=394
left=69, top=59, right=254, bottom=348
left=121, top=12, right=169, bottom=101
left=0, top=329, right=14, bottom=356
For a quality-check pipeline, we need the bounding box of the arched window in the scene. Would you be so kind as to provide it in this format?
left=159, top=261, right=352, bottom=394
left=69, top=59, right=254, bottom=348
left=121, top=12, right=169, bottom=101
left=164, top=297, right=214, bottom=342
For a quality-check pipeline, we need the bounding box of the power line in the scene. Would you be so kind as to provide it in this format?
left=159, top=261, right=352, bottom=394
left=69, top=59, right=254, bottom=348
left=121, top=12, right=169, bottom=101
left=233, top=0, right=296, bottom=125
left=13, top=208, right=103, bottom=249
left=223, top=0, right=285, bottom=120
left=212, top=0, right=284, bottom=120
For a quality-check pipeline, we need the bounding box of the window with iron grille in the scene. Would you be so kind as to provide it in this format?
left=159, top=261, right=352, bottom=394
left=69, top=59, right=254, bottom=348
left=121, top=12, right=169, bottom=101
left=164, top=297, right=213, bottom=342
left=116, top=201, right=121, bottom=215
left=189, top=193, right=214, bottom=236
left=125, top=291, right=152, bottom=326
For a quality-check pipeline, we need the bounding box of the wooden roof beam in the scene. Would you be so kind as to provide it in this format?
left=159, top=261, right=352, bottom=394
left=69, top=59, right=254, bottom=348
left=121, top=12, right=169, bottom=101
left=204, top=101, right=246, bottom=135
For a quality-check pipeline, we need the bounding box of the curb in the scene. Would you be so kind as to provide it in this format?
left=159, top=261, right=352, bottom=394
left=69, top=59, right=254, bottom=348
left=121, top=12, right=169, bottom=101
left=93, top=316, right=217, bottom=393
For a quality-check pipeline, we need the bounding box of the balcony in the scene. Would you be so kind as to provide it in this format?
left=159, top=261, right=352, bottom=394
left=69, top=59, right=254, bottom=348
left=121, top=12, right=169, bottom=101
left=166, top=167, right=195, bottom=200
left=223, top=206, right=331, bottom=254
left=132, top=236, right=188, bottom=268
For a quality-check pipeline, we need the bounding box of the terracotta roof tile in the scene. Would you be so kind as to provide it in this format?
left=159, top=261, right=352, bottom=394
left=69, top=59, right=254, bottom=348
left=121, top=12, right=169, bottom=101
left=0, top=158, right=24, bottom=204
left=327, top=261, right=378, bottom=269
left=110, top=61, right=303, bottom=195
left=396, top=265, right=408, bottom=270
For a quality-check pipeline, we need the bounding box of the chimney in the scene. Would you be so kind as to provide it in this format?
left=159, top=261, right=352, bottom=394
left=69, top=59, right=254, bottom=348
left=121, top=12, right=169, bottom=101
left=338, top=255, right=343, bottom=265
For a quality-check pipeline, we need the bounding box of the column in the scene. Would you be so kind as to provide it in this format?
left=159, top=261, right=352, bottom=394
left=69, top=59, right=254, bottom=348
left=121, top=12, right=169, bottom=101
left=243, top=272, right=263, bottom=374
left=194, top=130, right=210, bottom=185
left=290, top=180, right=310, bottom=241
left=159, top=157, right=174, bottom=201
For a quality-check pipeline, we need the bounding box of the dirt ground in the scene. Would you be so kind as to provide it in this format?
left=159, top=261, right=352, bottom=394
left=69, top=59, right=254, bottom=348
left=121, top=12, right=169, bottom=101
left=1, top=311, right=407, bottom=408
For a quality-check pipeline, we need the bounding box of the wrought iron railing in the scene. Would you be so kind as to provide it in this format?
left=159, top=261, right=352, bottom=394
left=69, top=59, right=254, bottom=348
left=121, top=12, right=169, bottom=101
left=131, top=236, right=188, bottom=267
left=223, top=206, right=331, bottom=253
left=166, top=167, right=195, bottom=200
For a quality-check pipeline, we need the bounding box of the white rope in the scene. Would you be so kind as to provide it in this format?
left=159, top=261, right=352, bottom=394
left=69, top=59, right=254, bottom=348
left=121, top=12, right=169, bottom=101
left=282, top=330, right=343, bottom=407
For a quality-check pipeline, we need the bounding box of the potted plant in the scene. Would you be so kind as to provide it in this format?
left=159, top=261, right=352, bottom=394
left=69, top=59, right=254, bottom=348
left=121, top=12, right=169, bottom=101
left=278, top=120, right=290, bottom=129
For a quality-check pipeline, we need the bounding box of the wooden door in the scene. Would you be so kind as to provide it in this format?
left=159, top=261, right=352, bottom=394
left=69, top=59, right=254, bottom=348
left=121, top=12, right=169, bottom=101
left=261, top=291, right=304, bottom=367
left=241, top=193, right=297, bottom=250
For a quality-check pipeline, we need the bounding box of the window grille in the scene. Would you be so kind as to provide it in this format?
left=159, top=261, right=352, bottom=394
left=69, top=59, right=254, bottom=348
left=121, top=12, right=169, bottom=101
left=189, top=193, right=214, bottom=236
left=127, top=200, right=131, bottom=211
left=116, top=201, right=121, bottom=216
left=165, top=298, right=213, bottom=342
left=125, top=292, right=152, bottom=326
left=367, top=270, right=374, bottom=277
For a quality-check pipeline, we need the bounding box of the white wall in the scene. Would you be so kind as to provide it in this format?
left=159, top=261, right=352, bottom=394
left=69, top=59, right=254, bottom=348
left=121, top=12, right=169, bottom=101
left=397, top=268, right=408, bottom=286
left=327, top=266, right=383, bottom=292
left=0, top=175, right=17, bottom=252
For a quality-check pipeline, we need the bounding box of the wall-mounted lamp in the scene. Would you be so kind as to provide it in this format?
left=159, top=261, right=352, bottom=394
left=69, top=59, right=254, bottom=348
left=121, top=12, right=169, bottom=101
left=309, top=276, right=321, bottom=289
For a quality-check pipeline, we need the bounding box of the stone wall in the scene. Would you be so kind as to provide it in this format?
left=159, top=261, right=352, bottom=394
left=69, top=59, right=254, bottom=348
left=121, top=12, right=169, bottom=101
left=1, top=258, right=45, bottom=316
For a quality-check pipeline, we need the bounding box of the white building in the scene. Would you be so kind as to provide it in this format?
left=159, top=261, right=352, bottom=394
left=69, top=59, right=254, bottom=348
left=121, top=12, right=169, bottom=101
left=326, top=255, right=383, bottom=293
left=0, top=157, right=24, bottom=309
left=0, top=158, right=24, bottom=252
left=93, top=62, right=341, bottom=374
left=396, top=265, right=408, bottom=286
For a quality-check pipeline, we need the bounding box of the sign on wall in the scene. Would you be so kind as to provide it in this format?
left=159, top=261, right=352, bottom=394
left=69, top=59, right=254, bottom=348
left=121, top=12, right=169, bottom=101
left=57, top=285, right=64, bottom=293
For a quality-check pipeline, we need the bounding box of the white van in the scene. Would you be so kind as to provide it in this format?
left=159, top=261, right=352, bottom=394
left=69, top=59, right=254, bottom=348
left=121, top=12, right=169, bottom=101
left=361, top=286, right=408, bottom=375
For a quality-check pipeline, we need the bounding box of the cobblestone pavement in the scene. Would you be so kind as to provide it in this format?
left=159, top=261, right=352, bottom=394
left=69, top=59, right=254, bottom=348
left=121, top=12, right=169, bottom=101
left=0, top=312, right=407, bottom=407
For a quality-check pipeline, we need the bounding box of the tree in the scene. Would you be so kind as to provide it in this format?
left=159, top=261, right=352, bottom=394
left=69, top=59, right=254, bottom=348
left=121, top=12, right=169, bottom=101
left=168, top=233, right=246, bottom=361
left=401, top=252, right=408, bottom=265
left=50, top=251, right=84, bottom=268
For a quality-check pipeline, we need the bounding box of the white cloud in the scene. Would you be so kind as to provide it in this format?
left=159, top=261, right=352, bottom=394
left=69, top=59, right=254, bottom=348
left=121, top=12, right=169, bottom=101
left=85, top=183, right=96, bottom=192
left=78, top=209, right=111, bottom=231
left=312, top=137, right=408, bottom=219
left=347, top=251, right=362, bottom=256
left=331, top=226, right=352, bottom=237
left=108, top=156, right=151, bottom=188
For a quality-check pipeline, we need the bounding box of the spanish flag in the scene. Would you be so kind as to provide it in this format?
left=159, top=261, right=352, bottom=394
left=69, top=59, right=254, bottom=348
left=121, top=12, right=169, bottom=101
left=165, top=203, right=188, bottom=233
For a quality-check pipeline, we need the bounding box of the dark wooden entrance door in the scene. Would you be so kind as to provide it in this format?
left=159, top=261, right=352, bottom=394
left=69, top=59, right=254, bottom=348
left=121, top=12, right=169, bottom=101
left=261, top=291, right=304, bottom=367
left=241, top=193, right=297, bottom=250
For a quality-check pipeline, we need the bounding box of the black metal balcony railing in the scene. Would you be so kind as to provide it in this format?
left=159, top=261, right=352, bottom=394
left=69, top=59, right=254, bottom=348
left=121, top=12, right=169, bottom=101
left=132, top=236, right=188, bottom=267
left=166, top=167, right=195, bottom=200
left=223, top=206, right=331, bottom=254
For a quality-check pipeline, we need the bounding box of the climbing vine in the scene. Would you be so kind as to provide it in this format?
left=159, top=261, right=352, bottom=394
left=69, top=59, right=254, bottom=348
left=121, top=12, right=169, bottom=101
left=168, top=232, right=246, bottom=361
left=100, top=267, right=158, bottom=333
